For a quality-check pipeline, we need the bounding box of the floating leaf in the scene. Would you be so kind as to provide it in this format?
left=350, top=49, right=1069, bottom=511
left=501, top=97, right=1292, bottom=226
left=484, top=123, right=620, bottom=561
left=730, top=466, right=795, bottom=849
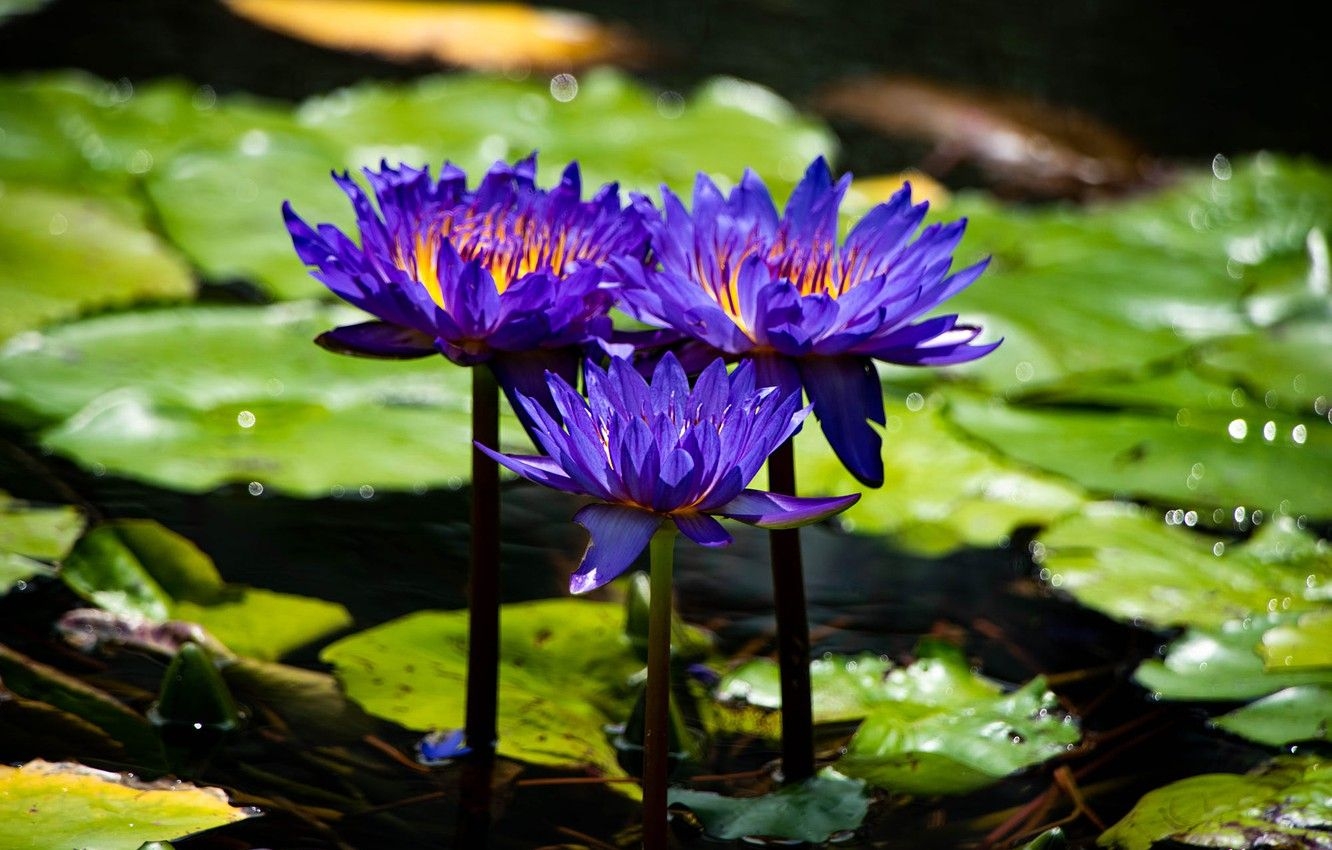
left=0, top=0, right=54, bottom=21
left=943, top=156, right=1332, bottom=395
left=0, top=184, right=195, bottom=341
left=1213, top=685, right=1332, bottom=746
left=796, top=395, right=1085, bottom=554
left=150, top=69, right=834, bottom=297
left=948, top=392, right=1332, bottom=519
left=1200, top=321, right=1332, bottom=417
left=836, top=675, right=1078, bottom=796
left=59, top=519, right=350, bottom=660
left=714, top=641, right=1002, bottom=734
left=1036, top=505, right=1330, bottom=630
left=1259, top=609, right=1332, bottom=670
left=1098, top=755, right=1332, bottom=850
left=0, top=490, right=83, bottom=594
left=0, top=302, right=529, bottom=495
left=668, top=769, right=868, bottom=843
left=62, top=524, right=173, bottom=621
left=224, top=0, right=644, bottom=71
left=322, top=600, right=640, bottom=774
left=1133, top=616, right=1332, bottom=701
left=0, top=760, right=253, bottom=850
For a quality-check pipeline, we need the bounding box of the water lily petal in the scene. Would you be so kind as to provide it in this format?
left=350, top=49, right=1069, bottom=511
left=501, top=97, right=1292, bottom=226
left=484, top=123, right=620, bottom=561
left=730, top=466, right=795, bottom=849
left=472, top=445, right=581, bottom=494
left=799, top=356, right=886, bottom=488
left=716, top=489, right=860, bottom=528
left=488, top=348, right=579, bottom=439
left=672, top=511, right=733, bottom=547
left=571, top=504, right=663, bottom=594
left=314, top=320, right=439, bottom=359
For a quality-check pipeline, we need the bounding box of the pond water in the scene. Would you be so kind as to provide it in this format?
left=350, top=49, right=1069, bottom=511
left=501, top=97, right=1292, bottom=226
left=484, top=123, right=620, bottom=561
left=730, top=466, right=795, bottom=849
left=1, top=2, right=1329, bottom=849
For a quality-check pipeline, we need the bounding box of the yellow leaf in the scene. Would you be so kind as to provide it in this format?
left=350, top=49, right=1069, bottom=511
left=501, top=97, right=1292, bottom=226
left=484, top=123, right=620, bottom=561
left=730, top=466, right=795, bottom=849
left=224, top=0, right=645, bottom=71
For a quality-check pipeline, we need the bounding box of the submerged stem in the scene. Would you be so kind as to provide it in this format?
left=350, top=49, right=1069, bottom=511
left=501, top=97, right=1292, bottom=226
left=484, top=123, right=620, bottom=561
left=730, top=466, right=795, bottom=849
left=766, top=438, right=815, bottom=784
left=642, top=523, right=676, bottom=850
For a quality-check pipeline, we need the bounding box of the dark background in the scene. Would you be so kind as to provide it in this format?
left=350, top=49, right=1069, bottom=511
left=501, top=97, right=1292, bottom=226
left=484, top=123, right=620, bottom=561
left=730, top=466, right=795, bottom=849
left=0, top=0, right=1325, bottom=175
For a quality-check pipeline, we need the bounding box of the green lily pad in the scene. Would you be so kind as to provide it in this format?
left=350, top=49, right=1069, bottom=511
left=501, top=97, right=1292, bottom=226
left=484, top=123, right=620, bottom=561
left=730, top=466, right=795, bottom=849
left=0, top=760, right=253, bottom=850
left=1200, top=321, right=1332, bottom=418
left=0, top=0, right=54, bottom=20
left=1259, top=610, right=1332, bottom=670
left=836, top=674, right=1078, bottom=796
left=299, top=70, right=834, bottom=199
left=796, top=394, right=1086, bottom=555
left=0, top=490, right=83, bottom=594
left=0, top=184, right=195, bottom=342
left=947, top=392, right=1332, bottom=519
left=1133, top=615, right=1332, bottom=701
left=1098, top=755, right=1332, bottom=850
left=1213, top=685, right=1332, bottom=746
left=59, top=519, right=350, bottom=660
left=154, top=69, right=834, bottom=298
left=1036, top=505, right=1330, bottom=629
left=321, top=599, right=640, bottom=774
left=714, top=640, right=1002, bottom=734
left=0, top=302, right=530, bottom=495
left=944, top=156, right=1332, bottom=396
left=667, top=768, right=868, bottom=843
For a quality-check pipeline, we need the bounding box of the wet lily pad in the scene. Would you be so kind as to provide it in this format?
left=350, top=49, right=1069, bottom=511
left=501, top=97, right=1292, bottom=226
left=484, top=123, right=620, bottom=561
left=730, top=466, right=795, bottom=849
left=321, top=599, right=640, bottom=774
left=0, top=302, right=528, bottom=495
left=0, top=184, right=195, bottom=342
left=1036, top=505, right=1330, bottom=629
left=0, top=759, right=253, bottom=850
left=1259, top=609, right=1332, bottom=670
left=1098, top=755, right=1332, bottom=850
left=796, top=395, right=1086, bottom=555
left=947, top=391, right=1332, bottom=519
left=0, top=490, right=83, bottom=594
left=1199, top=321, right=1332, bottom=418
left=668, top=768, right=868, bottom=843
left=771, top=642, right=1082, bottom=796
left=714, top=641, right=1003, bottom=733
left=1133, top=615, right=1332, bottom=701
left=1212, top=685, right=1332, bottom=746
left=836, top=674, right=1077, bottom=796
left=60, top=519, right=351, bottom=660
left=945, top=156, right=1332, bottom=396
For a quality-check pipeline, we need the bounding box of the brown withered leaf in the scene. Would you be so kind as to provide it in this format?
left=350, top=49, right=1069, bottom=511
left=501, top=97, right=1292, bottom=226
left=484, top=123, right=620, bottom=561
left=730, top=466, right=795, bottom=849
left=815, top=74, right=1163, bottom=200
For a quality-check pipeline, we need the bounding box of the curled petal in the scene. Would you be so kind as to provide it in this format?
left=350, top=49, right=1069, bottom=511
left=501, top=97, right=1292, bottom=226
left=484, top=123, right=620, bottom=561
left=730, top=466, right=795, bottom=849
left=571, top=504, right=663, bottom=594
left=716, top=489, right=860, bottom=529
left=672, top=511, right=732, bottom=547
left=315, top=321, right=439, bottom=359
left=799, top=356, right=886, bottom=488
left=472, top=445, right=581, bottom=494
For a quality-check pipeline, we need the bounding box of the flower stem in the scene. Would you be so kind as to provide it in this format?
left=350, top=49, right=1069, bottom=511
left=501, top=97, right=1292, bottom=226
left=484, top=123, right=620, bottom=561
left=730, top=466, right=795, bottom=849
left=458, top=364, right=500, bottom=844
left=466, top=364, right=502, bottom=753
left=766, top=438, right=815, bottom=784
left=643, top=523, right=676, bottom=850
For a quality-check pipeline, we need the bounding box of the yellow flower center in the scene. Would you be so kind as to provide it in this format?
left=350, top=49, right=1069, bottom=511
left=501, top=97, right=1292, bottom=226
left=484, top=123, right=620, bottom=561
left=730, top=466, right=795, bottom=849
left=394, top=205, right=600, bottom=307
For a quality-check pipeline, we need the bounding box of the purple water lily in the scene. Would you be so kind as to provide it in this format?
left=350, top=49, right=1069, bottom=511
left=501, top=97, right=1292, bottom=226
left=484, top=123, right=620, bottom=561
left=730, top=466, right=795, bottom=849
left=477, top=354, right=859, bottom=593
left=284, top=154, right=650, bottom=429
left=616, top=157, right=999, bottom=486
